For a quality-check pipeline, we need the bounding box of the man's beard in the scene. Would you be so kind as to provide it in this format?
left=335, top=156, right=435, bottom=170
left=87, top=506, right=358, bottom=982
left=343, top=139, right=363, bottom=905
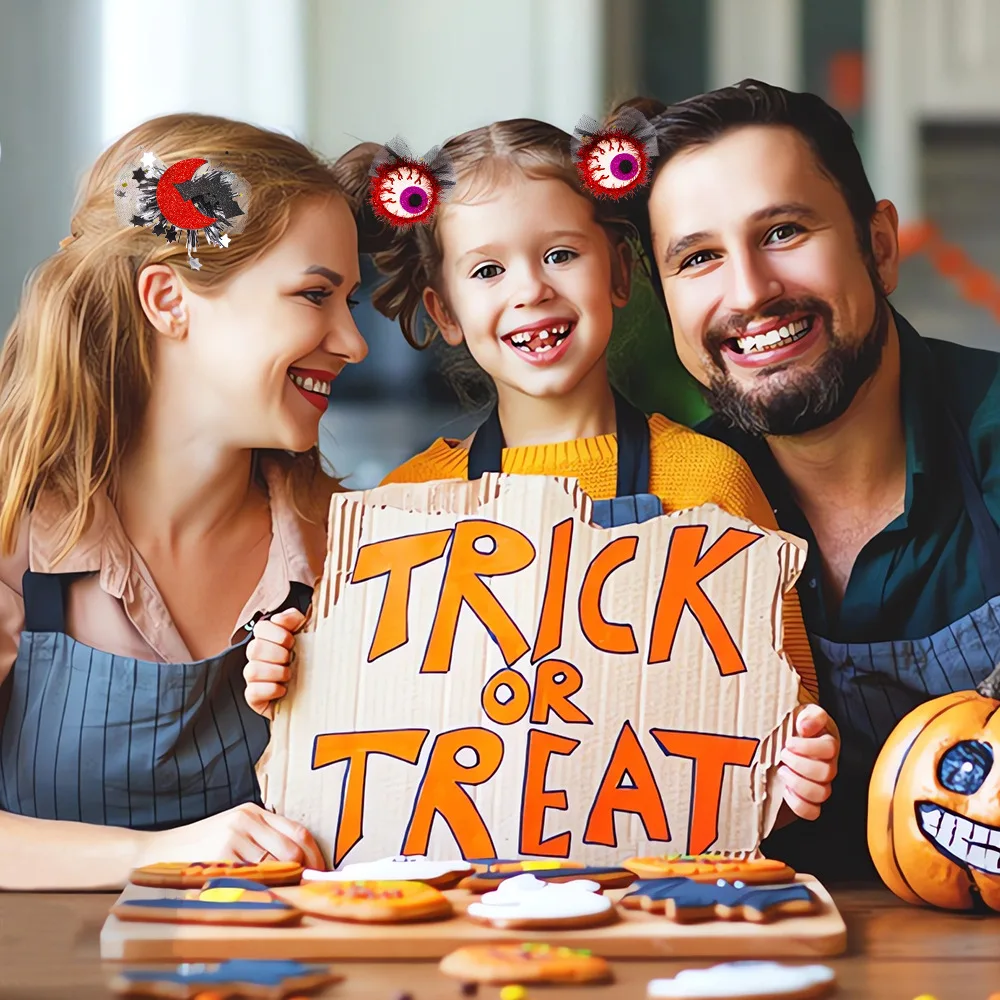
left=701, top=287, right=891, bottom=438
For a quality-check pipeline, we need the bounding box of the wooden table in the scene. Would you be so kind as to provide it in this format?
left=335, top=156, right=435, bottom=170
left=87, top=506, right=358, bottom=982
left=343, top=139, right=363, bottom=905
left=2, top=883, right=999, bottom=999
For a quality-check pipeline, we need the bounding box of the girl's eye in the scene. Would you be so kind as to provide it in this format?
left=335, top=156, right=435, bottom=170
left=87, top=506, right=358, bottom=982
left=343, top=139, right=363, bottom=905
left=347, top=296, right=360, bottom=311
left=766, top=223, right=802, bottom=244
left=544, top=248, right=577, bottom=265
left=299, top=289, right=332, bottom=305
left=679, top=250, right=718, bottom=271
left=472, top=263, right=504, bottom=280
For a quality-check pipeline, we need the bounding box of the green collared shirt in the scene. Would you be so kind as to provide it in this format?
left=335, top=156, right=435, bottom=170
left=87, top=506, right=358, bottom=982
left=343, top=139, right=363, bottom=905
left=699, top=311, right=1000, bottom=643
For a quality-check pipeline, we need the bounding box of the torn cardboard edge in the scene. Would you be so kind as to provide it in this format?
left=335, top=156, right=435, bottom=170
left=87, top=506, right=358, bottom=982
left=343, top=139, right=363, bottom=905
left=260, top=474, right=808, bottom=867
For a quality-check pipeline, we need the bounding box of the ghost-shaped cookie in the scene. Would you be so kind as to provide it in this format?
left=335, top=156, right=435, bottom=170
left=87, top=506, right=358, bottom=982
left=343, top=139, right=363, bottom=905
left=647, top=961, right=836, bottom=999
left=464, top=873, right=616, bottom=930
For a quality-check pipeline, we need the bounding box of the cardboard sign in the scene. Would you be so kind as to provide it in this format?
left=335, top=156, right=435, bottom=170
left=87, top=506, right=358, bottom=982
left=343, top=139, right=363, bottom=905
left=258, top=475, right=806, bottom=868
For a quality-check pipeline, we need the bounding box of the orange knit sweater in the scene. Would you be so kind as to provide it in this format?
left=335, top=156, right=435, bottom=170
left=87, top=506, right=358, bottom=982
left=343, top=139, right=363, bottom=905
left=382, top=413, right=819, bottom=701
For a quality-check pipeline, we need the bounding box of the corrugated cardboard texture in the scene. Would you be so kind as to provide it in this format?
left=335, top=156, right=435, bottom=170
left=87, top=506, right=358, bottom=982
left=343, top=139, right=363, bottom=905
left=258, top=475, right=806, bottom=868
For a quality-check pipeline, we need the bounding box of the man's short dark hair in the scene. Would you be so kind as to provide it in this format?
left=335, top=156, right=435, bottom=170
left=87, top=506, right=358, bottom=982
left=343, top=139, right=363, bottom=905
left=617, top=79, right=877, bottom=298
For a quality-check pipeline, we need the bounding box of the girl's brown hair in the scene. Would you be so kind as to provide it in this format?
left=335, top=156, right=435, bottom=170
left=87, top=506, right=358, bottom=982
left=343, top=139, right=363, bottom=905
left=370, top=118, right=636, bottom=351
left=0, top=113, right=360, bottom=560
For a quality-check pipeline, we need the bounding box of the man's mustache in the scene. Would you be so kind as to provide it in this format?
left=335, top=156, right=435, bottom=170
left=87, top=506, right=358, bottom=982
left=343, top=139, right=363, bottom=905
left=704, top=297, right=833, bottom=355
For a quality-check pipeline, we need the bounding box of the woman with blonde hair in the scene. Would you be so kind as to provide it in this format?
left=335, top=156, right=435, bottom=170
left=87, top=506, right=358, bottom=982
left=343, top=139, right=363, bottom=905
left=0, top=113, right=368, bottom=889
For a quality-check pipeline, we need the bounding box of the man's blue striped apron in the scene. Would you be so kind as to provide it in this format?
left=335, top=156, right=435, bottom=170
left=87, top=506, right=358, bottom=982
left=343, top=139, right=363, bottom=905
left=764, top=405, right=1000, bottom=880
left=0, top=573, right=311, bottom=831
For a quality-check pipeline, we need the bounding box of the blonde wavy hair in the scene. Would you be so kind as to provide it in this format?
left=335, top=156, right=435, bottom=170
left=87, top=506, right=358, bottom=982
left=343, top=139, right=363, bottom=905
left=0, top=113, right=365, bottom=560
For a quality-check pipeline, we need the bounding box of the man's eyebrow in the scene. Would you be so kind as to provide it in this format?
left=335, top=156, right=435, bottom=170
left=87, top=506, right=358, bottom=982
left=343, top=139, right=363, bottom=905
left=303, top=265, right=343, bottom=286
left=749, top=202, right=822, bottom=224
left=663, top=203, right=822, bottom=266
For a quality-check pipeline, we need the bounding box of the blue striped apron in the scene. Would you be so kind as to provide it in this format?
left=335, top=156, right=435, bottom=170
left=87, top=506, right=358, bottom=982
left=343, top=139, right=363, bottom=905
left=0, top=573, right=311, bottom=831
left=467, top=388, right=662, bottom=526
left=763, top=405, right=1000, bottom=880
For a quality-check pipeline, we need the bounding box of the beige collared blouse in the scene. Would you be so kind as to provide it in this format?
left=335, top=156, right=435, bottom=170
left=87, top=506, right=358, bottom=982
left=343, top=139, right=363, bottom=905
left=0, top=459, right=329, bottom=684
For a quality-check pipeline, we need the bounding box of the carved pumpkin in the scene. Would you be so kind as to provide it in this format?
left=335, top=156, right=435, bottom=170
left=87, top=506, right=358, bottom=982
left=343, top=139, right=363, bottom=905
left=868, top=667, right=1000, bottom=911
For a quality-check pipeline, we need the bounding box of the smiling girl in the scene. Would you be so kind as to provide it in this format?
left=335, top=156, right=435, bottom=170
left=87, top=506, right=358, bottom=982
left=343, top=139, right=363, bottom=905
left=0, top=113, right=368, bottom=889
left=246, top=119, right=840, bottom=831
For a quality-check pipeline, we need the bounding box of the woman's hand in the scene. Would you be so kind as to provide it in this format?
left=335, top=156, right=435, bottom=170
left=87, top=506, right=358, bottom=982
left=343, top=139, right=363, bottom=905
left=243, top=608, right=305, bottom=718
left=138, top=802, right=325, bottom=870
left=778, top=703, right=840, bottom=821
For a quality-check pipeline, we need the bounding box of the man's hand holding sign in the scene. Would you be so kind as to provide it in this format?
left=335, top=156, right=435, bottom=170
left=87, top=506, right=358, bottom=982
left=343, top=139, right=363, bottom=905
left=255, top=474, right=829, bottom=868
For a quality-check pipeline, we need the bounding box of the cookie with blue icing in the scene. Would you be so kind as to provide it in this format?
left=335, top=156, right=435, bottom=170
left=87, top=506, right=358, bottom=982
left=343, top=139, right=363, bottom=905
left=622, top=877, right=817, bottom=923
left=110, top=959, right=340, bottom=998
left=111, top=877, right=303, bottom=926
left=461, top=859, right=634, bottom=892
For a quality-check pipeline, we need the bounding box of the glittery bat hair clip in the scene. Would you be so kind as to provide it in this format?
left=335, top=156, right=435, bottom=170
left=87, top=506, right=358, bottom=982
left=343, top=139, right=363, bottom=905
left=113, top=150, right=251, bottom=270
left=368, top=136, right=455, bottom=228
left=572, top=107, right=659, bottom=200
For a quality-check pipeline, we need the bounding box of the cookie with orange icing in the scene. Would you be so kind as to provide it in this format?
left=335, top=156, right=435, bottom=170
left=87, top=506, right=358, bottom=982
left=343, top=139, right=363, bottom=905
left=112, top=878, right=303, bottom=926
left=129, top=860, right=304, bottom=889
left=440, top=943, right=612, bottom=985
left=274, top=879, right=454, bottom=923
left=622, top=854, right=796, bottom=884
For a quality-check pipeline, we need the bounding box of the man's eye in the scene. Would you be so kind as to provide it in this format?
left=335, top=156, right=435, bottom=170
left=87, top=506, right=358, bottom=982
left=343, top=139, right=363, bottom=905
left=766, top=223, right=802, bottom=244
left=544, top=248, right=577, bottom=265
left=679, top=250, right=718, bottom=271
left=472, top=264, right=504, bottom=280
left=299, top=289, right=331, bottom=305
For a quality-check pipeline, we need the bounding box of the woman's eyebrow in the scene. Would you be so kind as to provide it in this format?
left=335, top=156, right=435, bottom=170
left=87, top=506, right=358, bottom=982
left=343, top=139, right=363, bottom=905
left=303, top=265, right=344, bottom=286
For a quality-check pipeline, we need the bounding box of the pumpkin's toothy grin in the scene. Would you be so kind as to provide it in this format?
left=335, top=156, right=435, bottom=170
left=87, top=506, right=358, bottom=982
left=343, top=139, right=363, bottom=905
left=917, top=801, right=1000, bottom=874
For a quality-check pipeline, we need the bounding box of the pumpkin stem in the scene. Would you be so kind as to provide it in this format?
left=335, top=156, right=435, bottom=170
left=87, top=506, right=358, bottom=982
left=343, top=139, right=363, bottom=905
left=976, top=662, right=1000, bottom=699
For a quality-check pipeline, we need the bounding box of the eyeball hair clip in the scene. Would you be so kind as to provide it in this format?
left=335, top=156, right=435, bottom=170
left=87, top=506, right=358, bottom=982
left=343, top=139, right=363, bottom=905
left=368, top=136, right=455, bottom=228
left=572, top=107, right=659, bottom=200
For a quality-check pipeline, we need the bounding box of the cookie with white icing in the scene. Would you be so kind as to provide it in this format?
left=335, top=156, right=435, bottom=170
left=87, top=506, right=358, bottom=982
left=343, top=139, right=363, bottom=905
left=440, top=943, right=612, bottom=985
left=301, top=855, right=473, bottom=889
left=464, top=873, right=617, bottom=930
left=646, top=961, right=835, bottom=999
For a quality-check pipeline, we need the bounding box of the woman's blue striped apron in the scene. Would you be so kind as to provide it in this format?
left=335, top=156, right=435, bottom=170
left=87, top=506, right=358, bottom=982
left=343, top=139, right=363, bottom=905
left=763, top=405, right=1000, bottom=880
left=0, top=573, right=311, bottom=831
left=467, top=388, right=661, bottom=526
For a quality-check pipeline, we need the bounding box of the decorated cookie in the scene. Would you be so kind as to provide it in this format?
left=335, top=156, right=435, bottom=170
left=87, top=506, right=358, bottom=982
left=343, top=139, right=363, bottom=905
left=465, top=873, right=617, bottom=930
left=468, top=857, right=586, bottom=873
left=623, top=854, right=796, bottom=884
left=111, top=878, right=302, bottom=926
left=646, top=961, right=835, bottom=999
left=462, top=863, right=635, bottom=893
left=621, top=877, right=817, bottom=923
left=110, top=958, right=340, bottom=998
left=440, top=943, right=612, bottom=985
left=302, top=855, right=473, bottom=889
left=274, top=879, right=454, bottom=923
left=129, top=860, right=304, bottom=889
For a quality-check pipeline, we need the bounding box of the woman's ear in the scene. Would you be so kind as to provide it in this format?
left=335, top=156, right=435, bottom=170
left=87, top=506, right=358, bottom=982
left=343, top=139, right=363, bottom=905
left=138, top=264, right=188, bottom=339
left=610, top=240, right=633, bottom=308
left=423, top=286, right=464, bottom=346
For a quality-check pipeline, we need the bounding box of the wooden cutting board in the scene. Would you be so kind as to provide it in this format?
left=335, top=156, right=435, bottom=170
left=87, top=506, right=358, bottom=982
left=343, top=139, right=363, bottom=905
left=99, top=875, right=847, bottom=962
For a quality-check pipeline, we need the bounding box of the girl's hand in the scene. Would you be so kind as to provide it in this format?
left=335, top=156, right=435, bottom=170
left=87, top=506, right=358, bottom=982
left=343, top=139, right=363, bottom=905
left=140, top=802, right=325, bottom=870
left=243, top=608, right=305, bottom=718
left=778, top=703, right=840, bottom=821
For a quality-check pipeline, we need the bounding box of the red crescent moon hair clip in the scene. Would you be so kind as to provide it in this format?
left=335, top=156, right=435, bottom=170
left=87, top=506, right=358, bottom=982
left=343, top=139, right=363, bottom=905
left=368, top=136, right=455, bottom=228
left=113, top=150, right=251, bottom=269
left=572, top=108, right=659, bottom=200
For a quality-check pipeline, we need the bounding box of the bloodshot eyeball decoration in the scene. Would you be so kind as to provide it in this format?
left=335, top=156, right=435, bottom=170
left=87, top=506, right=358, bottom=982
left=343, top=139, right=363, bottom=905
left=572, top=107, right=659, bottom=200
left=114, top=150, right=251, bottom=269
left=367, top=136, right=456, bottom=228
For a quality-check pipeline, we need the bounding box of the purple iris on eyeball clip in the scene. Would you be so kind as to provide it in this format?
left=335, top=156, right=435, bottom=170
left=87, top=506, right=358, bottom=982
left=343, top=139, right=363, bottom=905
left=400, top=185, right=429, bottom=214
left=610, top=153, right=637, bottom=180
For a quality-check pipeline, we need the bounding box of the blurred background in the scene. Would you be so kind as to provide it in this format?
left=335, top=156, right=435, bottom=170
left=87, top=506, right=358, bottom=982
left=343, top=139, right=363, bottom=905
left=1, top=0, right=999, bottom=487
